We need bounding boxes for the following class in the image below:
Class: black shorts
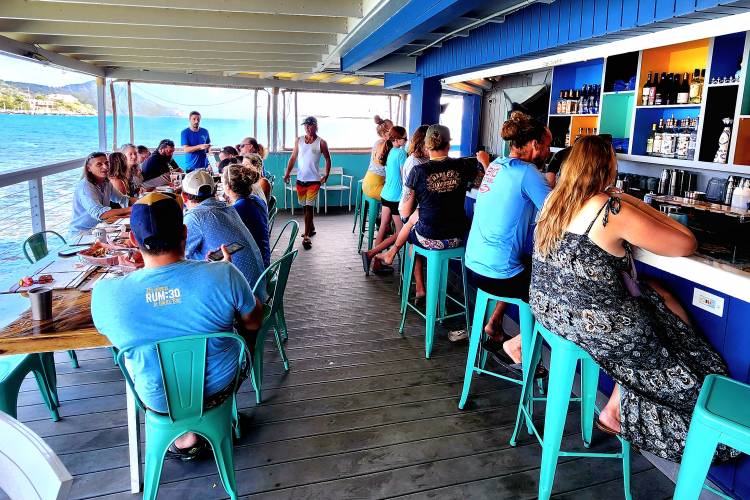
[466,266,531,303]
[380,198,400,213]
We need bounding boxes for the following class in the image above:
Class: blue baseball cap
[130,192,183,251]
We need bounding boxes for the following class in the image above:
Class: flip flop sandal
[361,252,372,275]
[166,439,208,462]
[596,419,621,436]
[482,338,549,380]
[302,239,312,250]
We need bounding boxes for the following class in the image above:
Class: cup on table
[28,287,53,321]
[170,172,182,188]
[92,227,108,243]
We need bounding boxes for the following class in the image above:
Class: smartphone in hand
[207,242,244,261]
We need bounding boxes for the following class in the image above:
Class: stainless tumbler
[29,287,53,321]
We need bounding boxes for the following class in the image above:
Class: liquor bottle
[713,117,733,163]
[580,86,587,114]
[556,90,563,114]
[642,72,653,106]
[687,118,698,160]
[575,127,583,143]
[646,123,657,154]
[677,72,690,104]
[652,118,664,156]
[654,72,667,105]
[671,73,679,104]
[573,90,580,113]
[689,69,702,104]
[565,123,572,147]
[593,127,598,135]
[648,72,660,105]
[662,74,671,105]
[675,118,690,159]
[724,176,736,205]
[661,117,675,157]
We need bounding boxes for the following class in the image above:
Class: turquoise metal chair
[398,243,470,358]
[21,231,79,369]
[250,250,297,403]
[357,193,380,253]
[513,321,632,500]
[0,352,60,422]
[268,206,279,235]
[267,194,277,215]
[270,220,299,257]
[116,333,247,500]
[674,374,750,500]
[459,289,543,435]
[352,179,363,234]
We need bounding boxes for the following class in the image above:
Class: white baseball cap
[182,169,215,196]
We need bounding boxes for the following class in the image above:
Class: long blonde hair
[535,135,617,257]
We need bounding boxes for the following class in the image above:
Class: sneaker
[449,329,468,342]
[166,438,208,462]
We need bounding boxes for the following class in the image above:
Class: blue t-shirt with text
[465,157,551,279]
[181,127,211,172]
[91,260,256,412]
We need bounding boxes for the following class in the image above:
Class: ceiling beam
[0,21,338,45]
[56,48,323,60]
[8,36,327,54]
[28,0,364,18]
[106,68,405,95]
[0,0,349,34]
[0,33,104,76]
[98,61,315,72]
[72,51,322,63]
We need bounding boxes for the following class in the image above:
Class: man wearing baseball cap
[91,192,263,460]
[283,116,332,250]
[181,169,267,301]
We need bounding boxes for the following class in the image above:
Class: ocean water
[0,113,380,279]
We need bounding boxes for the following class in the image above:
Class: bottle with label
[642,72,653,106]
[689,68,702,104]
[652,118,664,156]
[593,127,598,135]
[713,117,733,163]
[580,86,588,114]
[654,72,667,105]
[648,72,659,105]
[675,119,690,159]
[646,123,657,154]
[661,117,675,157]
[565,123,572,147]
[724,176,736,205]
[687,117,698,160]
[677,72,690,104]
[556,90,564,114]
[663,73,673,105]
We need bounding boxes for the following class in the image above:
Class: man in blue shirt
[181,111,211,172]
[92,192,263,460]
[181,170,268,301]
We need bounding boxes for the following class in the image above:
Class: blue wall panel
[547,0,561,48]
[696,0,720,8]
[558,0,572,44]
[675,0,697,14]
[621,0,639,27]
[569,0,584,41]
[581,0,596,37]
[607,0,624,32]
[593,0,609,35]
[538,4,551,50]
[655,0,678,20]
[637,0,657,25]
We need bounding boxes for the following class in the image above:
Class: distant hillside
[2,80,181,117]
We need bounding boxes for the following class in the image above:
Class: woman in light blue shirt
[70,152,134,235]
[464,112,552,374]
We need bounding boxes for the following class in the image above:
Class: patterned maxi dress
[529,197,739,462]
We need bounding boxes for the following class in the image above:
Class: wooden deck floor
[14,212,676,499]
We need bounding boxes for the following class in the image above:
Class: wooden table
[0,253,143,494]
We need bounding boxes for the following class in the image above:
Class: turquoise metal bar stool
[0,352,60,422]
[458,289,543,435]
[398,243,470,358]
[513,321,632,500]
[674,374,750,500]
[357,193,380,253]
[352,179,363,234]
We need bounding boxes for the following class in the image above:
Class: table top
[0,225,130,356]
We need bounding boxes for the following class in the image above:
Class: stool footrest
[558,451,626,459]
[473,367,523,385]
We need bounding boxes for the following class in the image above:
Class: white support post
[271,87,279,152]
[281,90,287,150]
[109,81,118,151]
[96,77,107,151]
[127,81,135,145]
[401,95,408,130]
[28,177,45,234]
[294,91,299,139]
[253,89,258,138]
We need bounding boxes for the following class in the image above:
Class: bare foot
[598,409,621,434]
[484,320,502,338]
[375,249,397,266]
[502,335,522,364]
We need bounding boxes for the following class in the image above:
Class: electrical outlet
[692,288,724,317]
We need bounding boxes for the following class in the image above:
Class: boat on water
[0,1,749,499]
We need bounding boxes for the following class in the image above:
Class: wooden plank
[550,467,675,499]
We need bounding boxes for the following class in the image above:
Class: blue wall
[415,0,742,79]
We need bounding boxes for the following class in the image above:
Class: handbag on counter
[620,243,642,297]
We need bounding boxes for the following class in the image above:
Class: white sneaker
[449,329,468,342]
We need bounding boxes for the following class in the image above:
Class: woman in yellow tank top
[362,115,393,200]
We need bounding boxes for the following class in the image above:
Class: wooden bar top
[0,287,110,356]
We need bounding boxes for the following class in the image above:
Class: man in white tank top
[283,116,332,249]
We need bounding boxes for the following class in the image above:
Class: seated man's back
[92,259,256,412]
[184,197,268,301]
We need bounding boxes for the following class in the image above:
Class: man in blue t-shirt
[91,192,263,460]
[180,111,211,172]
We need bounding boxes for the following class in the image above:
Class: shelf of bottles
[553,85,601,115]
[639,69,704,107]
[643,116,699,160]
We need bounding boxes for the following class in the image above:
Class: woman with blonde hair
[222,163,271,268]
[120,143,142,196]
[108,151,132,200]
[241,153,272,204]
[530,135,735,462]
[361,115,393,200]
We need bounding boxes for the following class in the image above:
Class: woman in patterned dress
[530,135,736,462]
